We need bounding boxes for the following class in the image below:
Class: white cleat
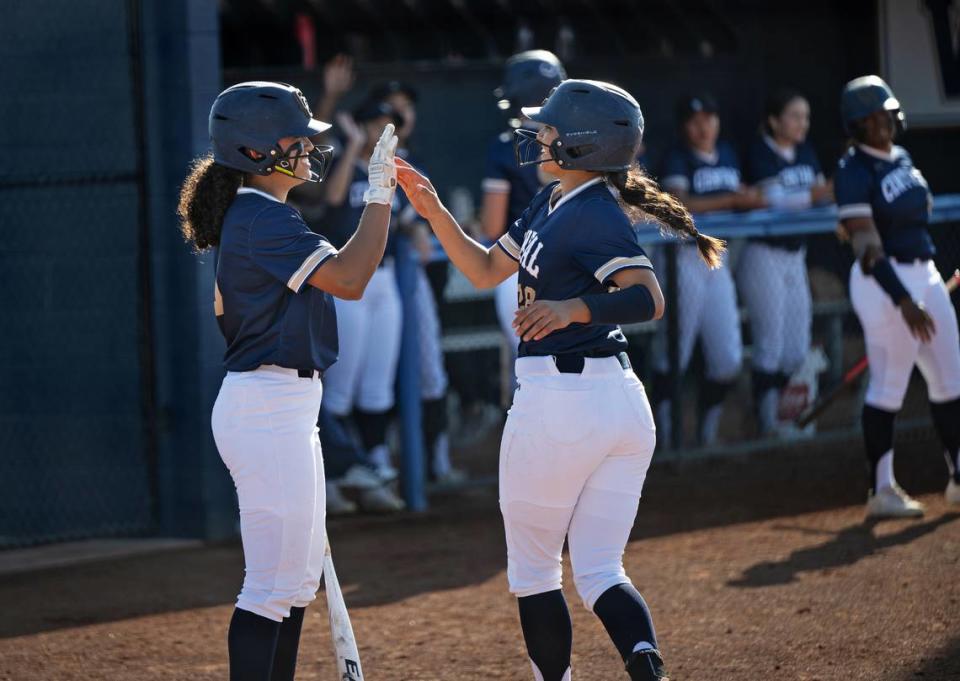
[359,485,406,513]
[946,478,960,505]
[326,481,358,516]
[866,485,925,519]
[338,464,383,491]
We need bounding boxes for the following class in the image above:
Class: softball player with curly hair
[398,79,721,681]
[835,76,960,518]
[177,81,398,680]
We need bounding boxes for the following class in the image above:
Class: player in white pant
[655,94,764,447]
[740,89,833,433]
[835,76,960,519]
[398,79,725,681]
[321,97,410,486]
[179,82,398,680]
[371,79,463,482]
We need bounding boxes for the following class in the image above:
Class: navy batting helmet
[209,81,334,182]
[514,79,644,173]
[494,50,566,113]
[840,75,905,135]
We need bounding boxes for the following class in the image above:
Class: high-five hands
[396,157,444,221]
[363,123,398,206]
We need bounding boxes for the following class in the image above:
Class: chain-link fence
[0,0,156,548]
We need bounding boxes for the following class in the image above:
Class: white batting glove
[363,123,399,205]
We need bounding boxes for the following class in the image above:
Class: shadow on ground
[0,425,950,640]
[727,512,960,587]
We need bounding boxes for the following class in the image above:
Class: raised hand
[396,157,444,221]
[363,123,398,206]
[335,111,366,149]
[323,54,355,99]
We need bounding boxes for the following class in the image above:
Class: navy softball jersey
[835,145,934,260]
[483,128,543,226]
[496,178,653,357]
[215,187,339,372]
[660,141,741,197]
[746,135,823,250]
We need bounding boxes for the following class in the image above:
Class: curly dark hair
[606,163,725,269]
[177,154,243,252]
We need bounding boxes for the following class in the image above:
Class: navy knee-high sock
[517,590,572,680]
[593,584,666,681]
[862,404,896,493]
[930,397,960,482]
[228,608,281,681]
[270,606,305,681]
[353,408,390,451]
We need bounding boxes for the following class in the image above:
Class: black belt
[552,351,631,374]
[298,368,322,379]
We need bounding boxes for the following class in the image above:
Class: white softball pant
[500,355,657,611]
[416,264,448,401]
[211,365,326,622]
[322,263,403,415]
[851,259,960,411]
[654,245,742,380]
[736,242,811,375]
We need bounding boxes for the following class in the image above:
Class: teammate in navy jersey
[835,75,960,518]
[370,79,466,483]
[319,98,409,501]
[177,82,398,680]
[398,79,723,681]
[654,94,765,447]
[482,50,566,366]
[740,89,833,434]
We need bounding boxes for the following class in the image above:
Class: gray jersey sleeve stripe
[838,203,873,219]
[497,233,521,261]
[287,244,338,292]
[594,255,653,283]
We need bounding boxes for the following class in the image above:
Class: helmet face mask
[267,140,334,183]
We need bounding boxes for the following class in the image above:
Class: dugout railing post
[665,243,683,450]
[395,234,428,512]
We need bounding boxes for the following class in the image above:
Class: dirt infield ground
[2,430,959,681]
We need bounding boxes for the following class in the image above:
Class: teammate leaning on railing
[739,88,833,434]
[652,93,764,448]
[835,75,960,519]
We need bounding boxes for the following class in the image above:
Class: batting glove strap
[364,123,399,206]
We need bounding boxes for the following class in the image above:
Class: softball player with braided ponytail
[177,81,398,680]
[399,79,721,681]
[836,75,960,518]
